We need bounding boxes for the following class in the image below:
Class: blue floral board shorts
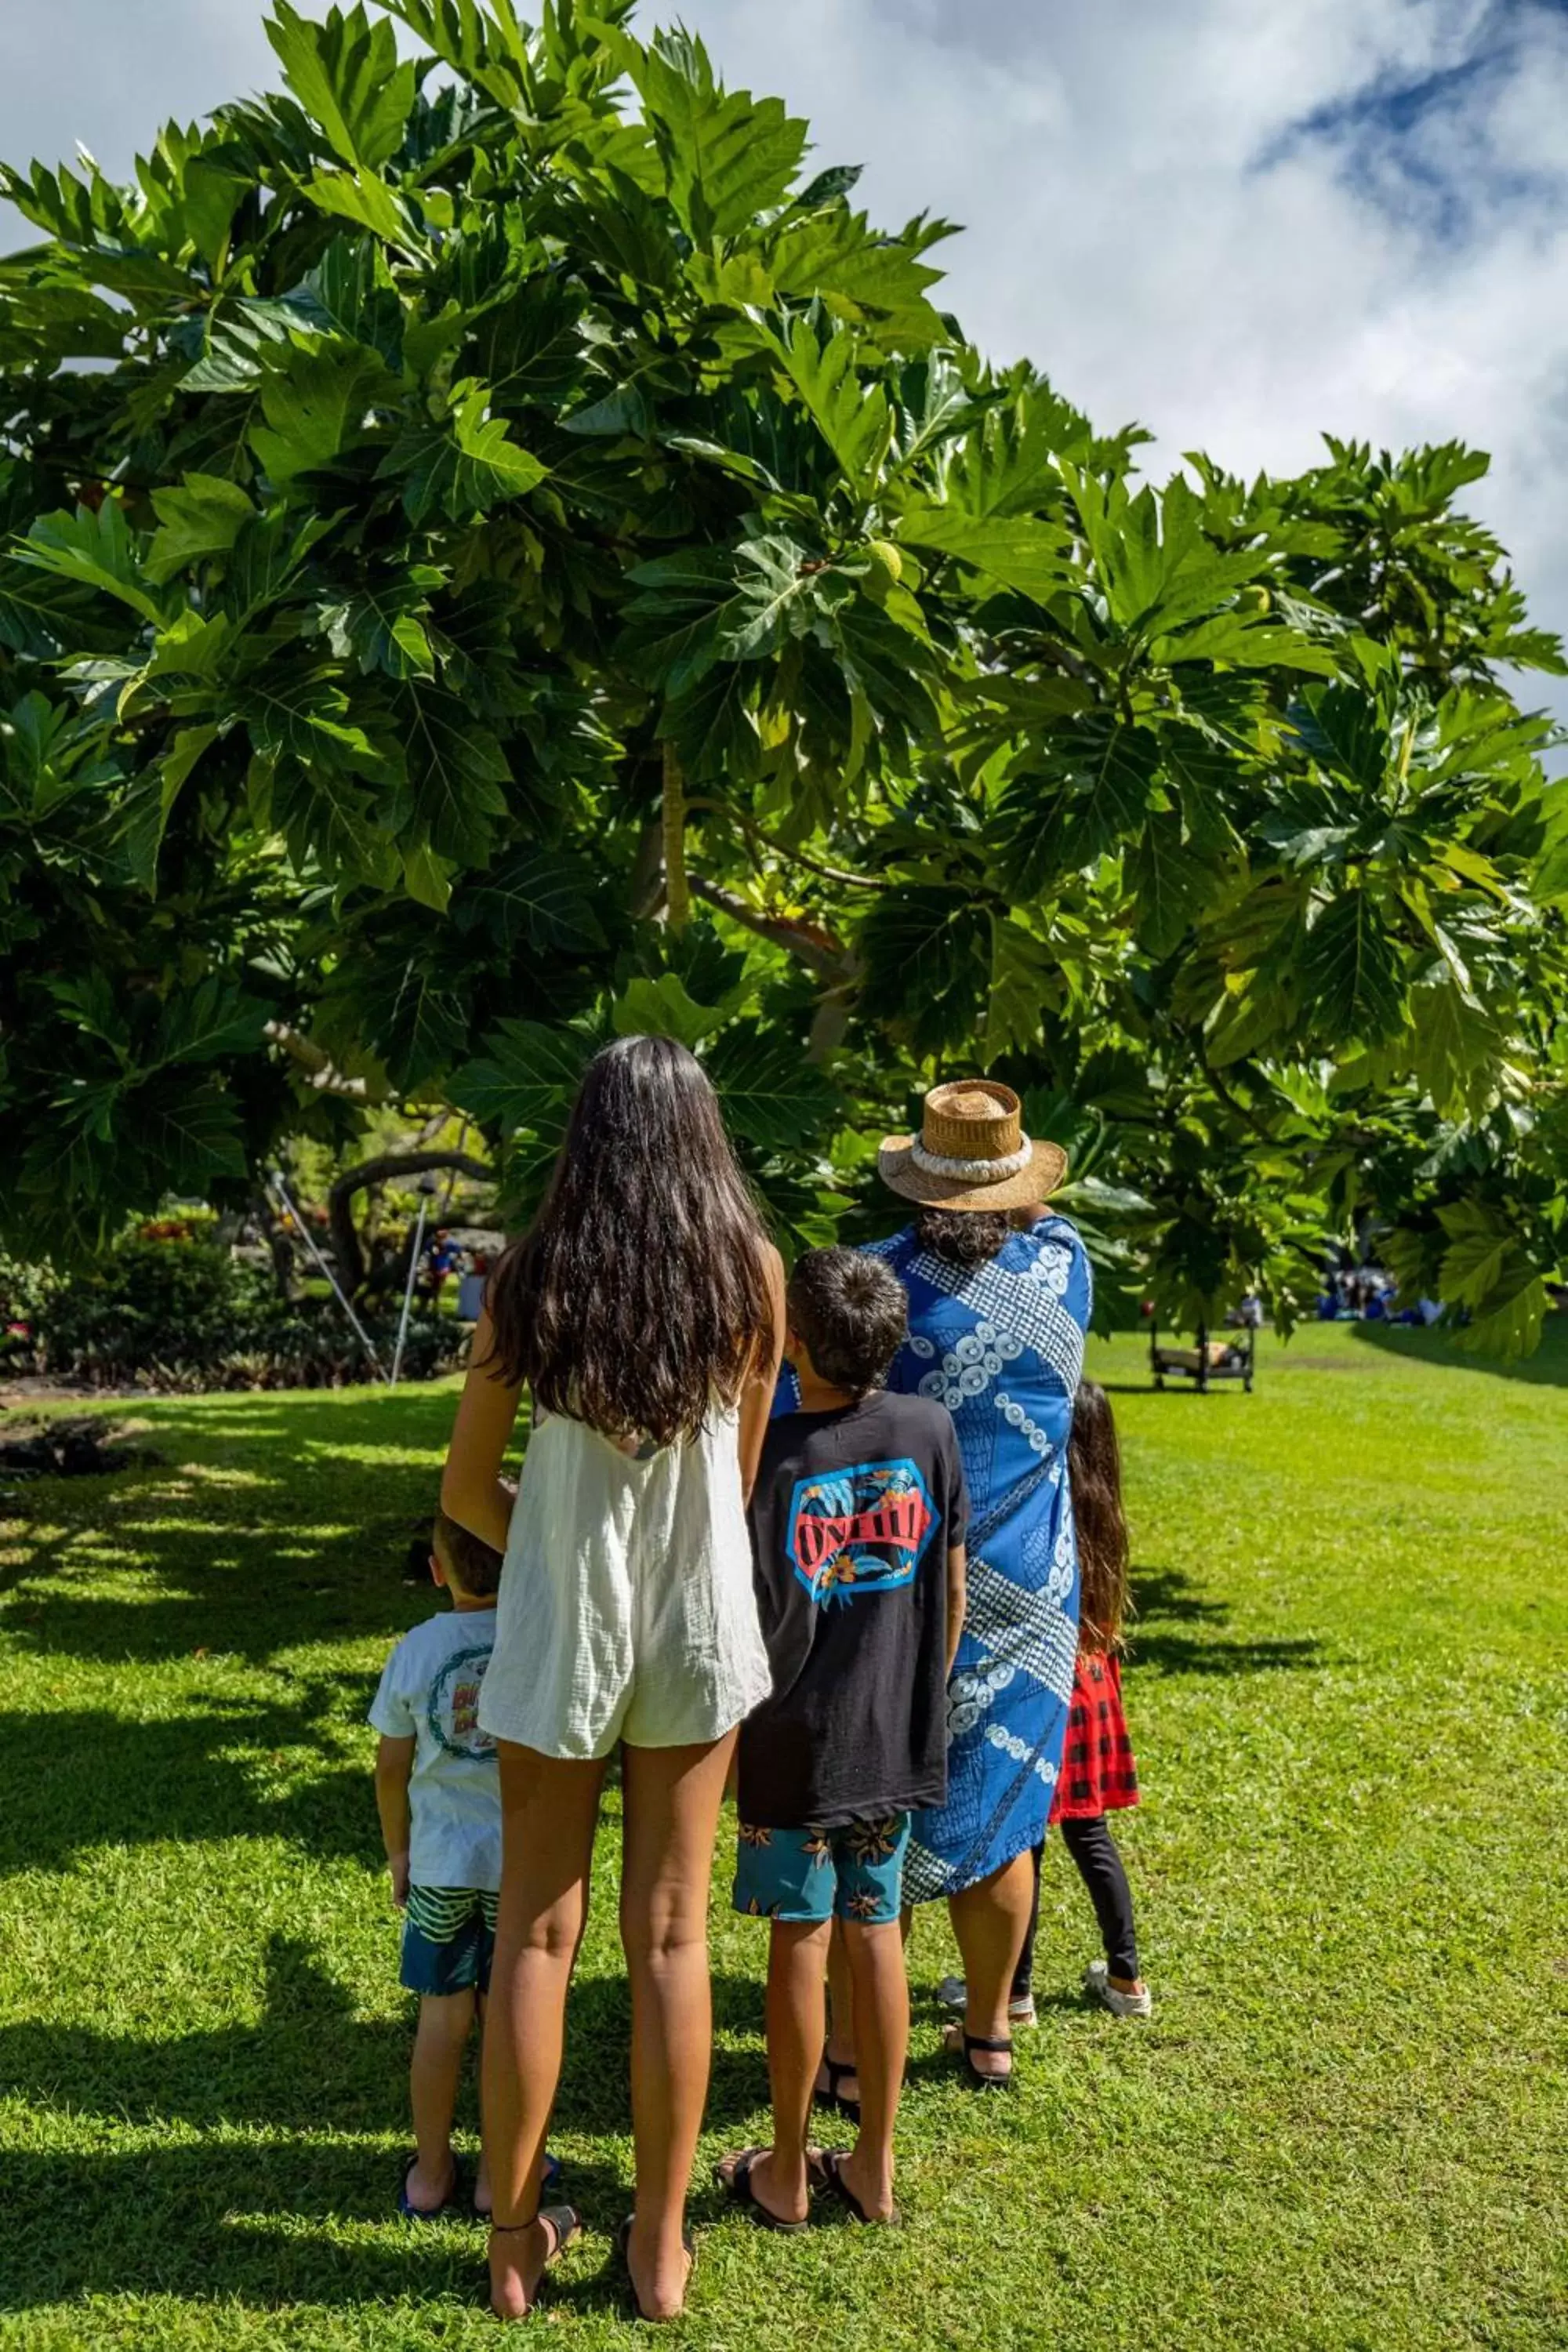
[401,1885,499,1995]
[732,1814,911,1926]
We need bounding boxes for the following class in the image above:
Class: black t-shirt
[739,1391,970,1829]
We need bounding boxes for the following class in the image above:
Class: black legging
[1014,1818,1140,1996]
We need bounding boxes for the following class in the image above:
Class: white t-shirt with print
[368,1608,501,1892]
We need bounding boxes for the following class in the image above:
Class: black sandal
[820,2147,901,2228]
[812,2053,862,2127]
[487,2206,581,2315]
[953,2030,1014,2090]
[714,2147,818,2234]
[615,2213,696,2323]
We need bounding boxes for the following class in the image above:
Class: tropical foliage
[2,0,1565,1346]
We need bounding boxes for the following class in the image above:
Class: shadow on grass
[1126,1563,1326,1679]
[1348,1314,1568,1388]
[0,1934,771,2146]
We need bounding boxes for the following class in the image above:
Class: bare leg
[945,1851,1036,2082]
[483,1741,607,2320]
[818,1917,859,2109]
[473,1991,491,2215]
[620,1732,736,2322]
[837,1921,906,2220]
[406,1989,474,2210]
[718,1917,829,2223]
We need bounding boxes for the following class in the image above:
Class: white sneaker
[1084,1959,1152,2018]
[937,1975,1037,2027]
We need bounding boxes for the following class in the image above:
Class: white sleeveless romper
[477,1403,773,1758]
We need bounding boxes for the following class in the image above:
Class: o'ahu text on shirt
[786,1457,935,1605]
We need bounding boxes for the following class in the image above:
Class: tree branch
[684,797,894,891]
[327,1151,496,1296]
[688,875,858,981]
[266,1021,389,1104]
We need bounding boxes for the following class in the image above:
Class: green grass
[2,1321,1566,2350]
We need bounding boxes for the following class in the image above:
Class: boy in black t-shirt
[717,1248,967,2230]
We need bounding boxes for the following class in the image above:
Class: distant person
[717,1247,967,2230]
[942,1380,1150,2024]
[370,1512,557,2220]
[441,1036,783,2322]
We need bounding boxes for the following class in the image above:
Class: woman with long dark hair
[441,1036,783,2321]
[817,1079,1089,2105]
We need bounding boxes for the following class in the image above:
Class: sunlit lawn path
[2,1320,1566,2350]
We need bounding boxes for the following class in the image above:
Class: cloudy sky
[5,0,1567,715]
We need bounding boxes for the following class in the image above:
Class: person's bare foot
[714,2144,811,2227]
[833,2146,897,2223]
[943,2020,1012,2081]
[401,2152,459,2216]
[815,2051,861,2112]
[488,2209,579,2322]
[622,2212,694,2323]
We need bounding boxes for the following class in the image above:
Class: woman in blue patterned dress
[870,1080,1088,2089]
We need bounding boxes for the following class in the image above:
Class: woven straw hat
[878,1080,1067,1211]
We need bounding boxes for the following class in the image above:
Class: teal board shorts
[401,1884,499,1995]
[732,1814,911,1926]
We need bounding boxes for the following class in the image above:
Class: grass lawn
[2,1319,1566,2350]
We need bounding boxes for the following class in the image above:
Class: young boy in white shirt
[371,1509,530,2219]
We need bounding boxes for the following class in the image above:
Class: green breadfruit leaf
[122,725,220,894]
[771,316,893,493]
[895,500,1069,605]
[235,669,377,767]
[250,346,394,483]
[1297,890,1406,1044]
[982,916,1049,1062]
[1154,609,1336,675]
[857,885,989,1056]
[379,383,548,521]
[616,25,810,241]
[319,576,438,680]
[267,757,401,887]
[1129,812,1214,956]
[722,535,819,663]
[0,559,125,659]
[265,0,417,170]
[1000,717,1160,890]
[463,846,606,954]
[153,975,270,1069]
[705,1025,837,1152]
[612,974,727,1051]
[619,548,741,696]
[305,167,420,246]
[147,476,256,584]
[1410,974,1503,1121]
[1435,1201,1548,1359]
[365,958,471,1089]
[396,681,511,862]
[132,1074,249,1187]
[454,1016,594,1138]
[16,504,165,626]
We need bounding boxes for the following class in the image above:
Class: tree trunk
[662,740,689,931]
[327,1151,495,1296]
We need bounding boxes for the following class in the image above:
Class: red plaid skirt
[1049,1651,1139,1820]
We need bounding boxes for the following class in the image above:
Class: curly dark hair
[1067,1381,1131,1653]
[482,1036,773,1447]
[915,1207,1015,1267]
[787,1247,908,1397]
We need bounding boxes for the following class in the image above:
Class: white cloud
[2,0,1565,716]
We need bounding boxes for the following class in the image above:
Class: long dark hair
[1067,1379,1131,1653]
[484,1036,772,1446]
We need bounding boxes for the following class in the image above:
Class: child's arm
[374,1734,416,1907]
[945,1544,967,1678]
[441,1305,524,1552]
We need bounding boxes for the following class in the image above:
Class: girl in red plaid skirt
[945,1380,1149,2022]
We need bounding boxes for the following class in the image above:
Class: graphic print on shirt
[427,1644,497,1758]
[786,1456,935,1605]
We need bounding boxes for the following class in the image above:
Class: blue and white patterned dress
[866,1215,1091,1902]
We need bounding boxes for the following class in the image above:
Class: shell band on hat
[907,1138,1034,1183]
